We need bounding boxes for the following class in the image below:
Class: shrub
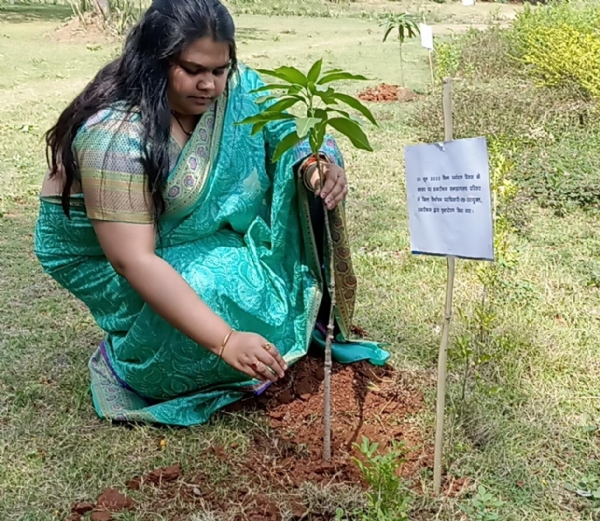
[509,1,600,98]
[433,26,515,82]
[414,78,600,215]
[417,11,600,215]
[434,40,462,80]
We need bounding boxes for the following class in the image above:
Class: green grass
[1,4,600,521]
[0,2,72,23]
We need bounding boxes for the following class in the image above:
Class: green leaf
[330,93,377,125]
[314,88,338,105]
[314,108,329,120]
[327,108,351,119]
[255,93,305,105]
[312,120,327,152]
[318,72,370,85]
[308,115,328,154]
[250,84,295,94]
[382,24,394,42]
[272,131,303,162]
[237,112,295,127]
[295,117,321,138]
[257,66,308,87]
[328,117,373,151]
[263,97,298,114]
[237,113,270,126]
[250,121,268,136]
[255,95,277,105]
[307,59,323,83]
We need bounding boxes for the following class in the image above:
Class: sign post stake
[433,77,455,496]
[429,50,435,91]
[419,23,435,90]
[404,78,494,496]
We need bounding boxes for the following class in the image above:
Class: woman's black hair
[45,0,237,220]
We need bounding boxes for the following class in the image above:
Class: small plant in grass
[238,60,377,462]
[380,12,420,88]
[566,473,600,502]
[350,436,411,520]
[450,143,527,413]
[462,485,505,521]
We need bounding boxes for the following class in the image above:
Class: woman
[34,0,388,426]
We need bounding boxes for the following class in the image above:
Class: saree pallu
[34,65,389,426]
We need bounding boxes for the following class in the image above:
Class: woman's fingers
[250,359,278,382]
[324,177,348,209]
[317,164,348,210]
[319,164,338,199]
[271,347,288,372]
[223,333,288,382]
[325,179,347,209]
[254,349,285,378]
[261,341,287,371]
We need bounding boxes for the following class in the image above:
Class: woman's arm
[75,111,286,381]
[92,221,287,381]
[93,220,231,353]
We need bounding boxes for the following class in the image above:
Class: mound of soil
[68,489,134,521]
[52,14,113,44]
[67,355,435,520]
[358,84,418,103]
[247,355,431,484]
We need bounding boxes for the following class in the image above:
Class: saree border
[296,176,356,340]
[163,96,227,219]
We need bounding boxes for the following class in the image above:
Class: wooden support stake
[433,77,456,495]
[429,50,435,91]
[318,157,335,463]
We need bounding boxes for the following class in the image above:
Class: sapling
[239,60,377,461]
[380,13,420,88]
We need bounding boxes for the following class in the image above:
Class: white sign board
[420,23,434,50]
[405,137,494,261]
[462,0,475,5]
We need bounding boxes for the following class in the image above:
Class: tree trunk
[399,41,405,88]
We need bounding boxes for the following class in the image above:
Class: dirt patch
[246,355,431,485]
[71,502,94,516]
[126,463,182,490]
[66,355,433,520]
[68,489,134,521]
[358,84,419,103]
[90,512,112,521]
[51,14,115,45]
[96,488,135,510]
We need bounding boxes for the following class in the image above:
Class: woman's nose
[197,72,214,91]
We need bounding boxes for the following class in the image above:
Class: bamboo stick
[433,77,456,495]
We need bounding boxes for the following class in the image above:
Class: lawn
[1,1,600,520]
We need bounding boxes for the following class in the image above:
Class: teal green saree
[34,64,389,427]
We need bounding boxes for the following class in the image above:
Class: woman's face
[167,37,231,116]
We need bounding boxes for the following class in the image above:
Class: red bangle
[301,154,329,192]
[301,153,327,174]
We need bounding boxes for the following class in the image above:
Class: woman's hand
[220,331,288,382]
[307,162,349,210]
